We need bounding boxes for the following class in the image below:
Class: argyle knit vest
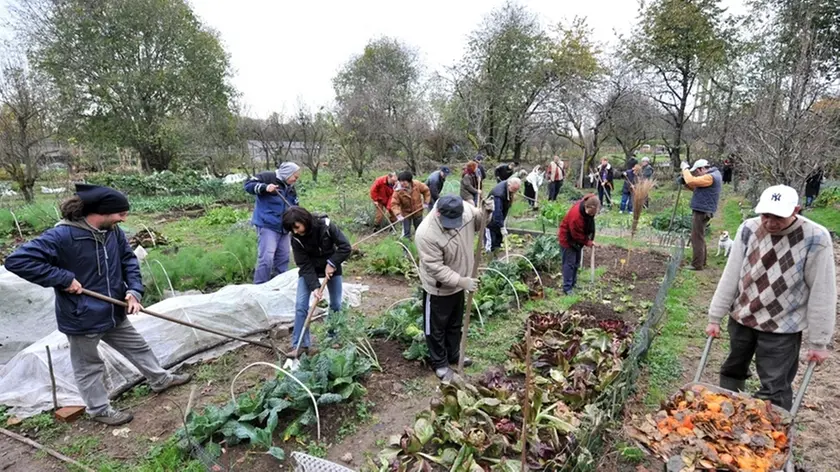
[730,217,820,334]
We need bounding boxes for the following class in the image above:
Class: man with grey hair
[485,177,521,252]
[245,162,301,283]
[706,185,835,410]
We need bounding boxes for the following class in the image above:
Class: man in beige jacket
[415,195,483,380]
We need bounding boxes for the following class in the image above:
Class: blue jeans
[562,246,582,294]
[620,192,633,213]
[402,215,422,239]
[291,275,343,349]
[254,227,291,284]
[806,195,815,207]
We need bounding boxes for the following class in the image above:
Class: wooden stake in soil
[458,208,487,375]
[46,345,58,412]
[0,428,94,472]
[520,319,533,472]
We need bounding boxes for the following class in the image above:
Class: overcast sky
[1,0,747,118]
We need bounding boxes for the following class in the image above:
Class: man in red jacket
[558,194,600,295]
[370,173,397,228]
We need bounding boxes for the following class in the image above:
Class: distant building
[246,140,322,164]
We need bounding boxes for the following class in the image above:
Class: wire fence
[565,237,686,471]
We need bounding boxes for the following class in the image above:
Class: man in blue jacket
[485,177,521,252]
[244,162,301,284]
[425,166,451,208]
[5,185,190,426]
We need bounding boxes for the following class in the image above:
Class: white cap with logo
[689,159,709,172]
[754,185,799,218]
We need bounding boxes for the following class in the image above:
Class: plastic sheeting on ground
[0,266,57,365]
[0,269,368,418]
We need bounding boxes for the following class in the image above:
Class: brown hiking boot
[90,407,133,426]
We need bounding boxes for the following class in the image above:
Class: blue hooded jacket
[5,220,144,335]
[244,167,300,233]
[487,180,512,228]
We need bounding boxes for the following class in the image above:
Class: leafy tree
[628,0,729,167]
[15,0,234,171]
[449,2,558,161]
[542,19,611,183]
[333,37,427,173]
[0,54,57,202]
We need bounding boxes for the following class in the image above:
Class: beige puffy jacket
[415,202,484,297]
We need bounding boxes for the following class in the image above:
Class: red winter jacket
[370,175,394,208]
[558,194,597,249]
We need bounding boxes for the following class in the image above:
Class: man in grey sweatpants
[706,185,836,410]
[5,184,190,425]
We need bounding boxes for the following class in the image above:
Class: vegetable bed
[369,310,634,471]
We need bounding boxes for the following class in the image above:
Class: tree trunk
[310,165,319,183]
[512,135,525,164]
[20,182,35,203]
[139,145,174,171]
[487,103,496,158]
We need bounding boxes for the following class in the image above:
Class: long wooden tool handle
[0,428,94,472]
[353,206,424,248]
[458,211,487,374]
[292,276,331,353]
[81,289,273,350]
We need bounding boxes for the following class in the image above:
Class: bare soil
[566,245,670,326]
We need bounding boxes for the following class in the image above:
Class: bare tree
[294,104,327,182]
[733,0,840,194]
[327,106,372,179]
[0,54,57,202]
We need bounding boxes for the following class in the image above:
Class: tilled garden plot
[363,246,678,471]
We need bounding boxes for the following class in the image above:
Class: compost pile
[628,385,791,472]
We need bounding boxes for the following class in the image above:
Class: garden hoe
[283,276,331,372]
[81,289,277,351]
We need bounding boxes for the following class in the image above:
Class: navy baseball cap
[437,195,464,229]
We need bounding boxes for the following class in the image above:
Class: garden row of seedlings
[365,258,639,472]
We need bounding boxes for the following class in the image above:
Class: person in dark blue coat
[484,177,522,252]
[244,162,301,283]
[5,185,190,426]
[425,166,451,208]
[619,165,639,214]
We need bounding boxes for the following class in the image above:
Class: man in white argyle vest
[705,185,836,410]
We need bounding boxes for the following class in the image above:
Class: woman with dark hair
[283,206,352,357]
[460,161,480,205]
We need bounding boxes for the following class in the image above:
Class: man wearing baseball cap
[679,158,722,270]
[415,195,483,381]
[5,184,191,425]
[705,185,836,410]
